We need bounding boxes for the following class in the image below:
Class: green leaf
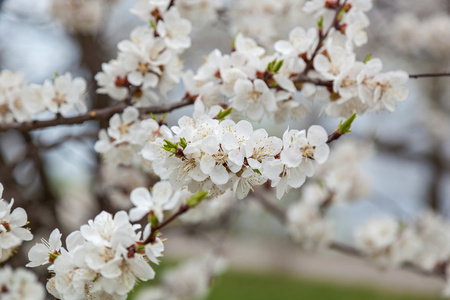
[337,7,345,21]
[317,16,324,30]
[179,137,187,148]
[336,113,356,135]
[217,107,233,121]
[148,212,158,227]
[186,190,209,207]
[150,19,156,29]
[273,59,284,73]
[162,139,178,153]
[363,54,372,64]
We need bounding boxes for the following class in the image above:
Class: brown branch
[293,76,333,87]
[0,95,196,133]
[295,0,348,80]
[409,72,450,79]
[143,204,190,245]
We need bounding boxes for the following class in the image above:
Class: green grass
[130,263,439,300]
[207,270,439,300]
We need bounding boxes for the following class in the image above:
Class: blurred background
[0,0,449,299]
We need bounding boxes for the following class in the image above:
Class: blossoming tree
[0,0,450,299]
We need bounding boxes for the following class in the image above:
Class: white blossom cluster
[229,0,311,47]
[27,212,164,300]
[354,217,419,268]
[0,183,33,263]
[392,13,450,58]
[136,254,225,300]
[183,1,409,122]
[354,212,450,272]
[0,265,45,300]
[141,105,330,200]
[94,106,170,170]
[96,0,192,104]
[129,181,181,223]
[0,71,87,123]
[286,138,372,249]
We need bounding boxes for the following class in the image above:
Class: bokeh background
[0,0,449,299]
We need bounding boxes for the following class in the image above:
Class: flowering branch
[253,192,447,280]
[0,95,196,132]
[297,0,348,79]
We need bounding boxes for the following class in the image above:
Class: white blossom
[129,182,181,222]
[0,265,45,300]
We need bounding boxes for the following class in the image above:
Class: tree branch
[409,72,450,79]
[0,95,196,132]
[295,0,348,80]
[253,190,447,280]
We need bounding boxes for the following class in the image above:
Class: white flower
[0,265,46,300]
[41,73,87,116]
[96,58,130,101]
[234,33,265,57]
[274,27,318,57]
[0,198,33,261]
[355,217,399,253]
[230,79,277,121]
[157,7,192,51]
[132,0,171,22]
[27,228,62,268]
[107,106,140,143]
[129,182,181,222]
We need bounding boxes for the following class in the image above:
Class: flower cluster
[354,217,420,268]
[27,212,164,300]
[183,0,408,123]
[94,106,170,170]
[0,71,87,123]
[229,0,311,47]
[354,212,450,272]
[0,265,45,300]
[96,1,192,104]
[285,138,372,249]
[142,106,330,199]
[0,183,33,262]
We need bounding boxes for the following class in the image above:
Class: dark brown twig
[0,95,196,132]
[409,72,450,79]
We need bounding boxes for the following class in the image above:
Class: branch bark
[0,95,196,132]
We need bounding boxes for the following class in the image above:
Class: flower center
[301,143,316,159]
[53,92,66,106]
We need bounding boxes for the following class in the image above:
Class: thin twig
[143,204,190,244]
[409,73,450,79]
[295,0,348,80]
